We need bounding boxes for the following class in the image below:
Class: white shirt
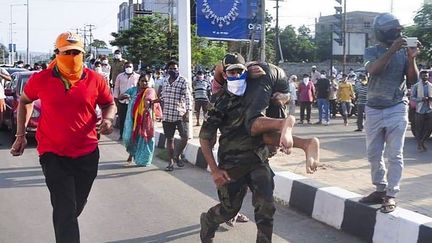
[113,72,139,104]
[289,82,297,101]
[0,83,5,99]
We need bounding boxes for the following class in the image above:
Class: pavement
[0,130,365,243]
[149,110,432,242]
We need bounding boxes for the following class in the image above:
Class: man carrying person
[10,31,116,242]
[199,53,319,242]
[359,13,420,213]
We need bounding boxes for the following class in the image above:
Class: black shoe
[314,121,322,125]
[354,129,363,132]
[359,191,385,204]
[165,163,174,172]
[200,213,216,243]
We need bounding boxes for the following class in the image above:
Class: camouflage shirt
[199,89,269,170]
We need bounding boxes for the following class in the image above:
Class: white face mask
[102,59,109,65]
[125,67,133,74]
[320,74,326,79]
[95,67,103,73]
[226,72,248,96]
[303,78,309,85]
[114,54,121,59]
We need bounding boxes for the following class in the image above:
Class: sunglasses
[61,50,82,56]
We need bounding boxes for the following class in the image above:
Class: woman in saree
[121,74,162,166]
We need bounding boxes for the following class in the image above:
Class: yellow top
[337,82,355,102]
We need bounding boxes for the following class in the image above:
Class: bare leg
[175,137,188,161]
[196,111,200,126]
[251,116,295,153]
[167,138,175,166]
[293,136,320,173]
[263,133,319,174]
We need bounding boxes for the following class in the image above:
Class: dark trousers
[415,112,432,143]
[40,148,99,243]
[329,99,337,117]
[201,164,275,242]
[117,102,128,138]
[357,104,366,130]
[299,101,312,122]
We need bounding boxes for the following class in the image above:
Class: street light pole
[26,0,29,64]
[10,5,13,65]
[9,3,27,65]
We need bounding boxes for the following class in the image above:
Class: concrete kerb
[154,129,432,242]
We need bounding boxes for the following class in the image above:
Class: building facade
[117,0,143,31]
[315,11,379,58]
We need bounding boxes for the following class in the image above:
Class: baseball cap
[226,63,247,71]
[222,53,245,71]
[55,32,85,53]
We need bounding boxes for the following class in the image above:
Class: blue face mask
[226,71,248,96]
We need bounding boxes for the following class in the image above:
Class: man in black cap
[199,53,319,243]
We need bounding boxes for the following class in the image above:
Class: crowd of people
[1,11,429,243]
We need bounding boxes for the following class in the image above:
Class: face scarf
[55,53,84,86]
[168,70,179,80]
[303,78,309,86]
[226,71,248,96]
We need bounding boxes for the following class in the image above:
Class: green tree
[90,39,107,49]
[408,3,432,63]
[110,14,177,66]
[191,25,228,68]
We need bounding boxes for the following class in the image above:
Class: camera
[405,37,418,47]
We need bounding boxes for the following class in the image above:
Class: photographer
[360,13,420,213]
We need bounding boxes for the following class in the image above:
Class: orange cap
[55,32,85,53]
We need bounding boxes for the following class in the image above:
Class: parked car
[2,71,39,138]
[5,67,27,75]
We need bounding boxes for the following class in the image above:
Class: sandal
[380,196,397,213]
[359,191,385,204]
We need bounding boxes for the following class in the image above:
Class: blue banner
[196,0,261,41]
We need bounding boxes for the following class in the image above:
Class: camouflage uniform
[199,63,289,243]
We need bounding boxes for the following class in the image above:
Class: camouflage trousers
[200,163,275,243]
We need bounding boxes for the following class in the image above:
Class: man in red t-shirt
[10,32,116,242]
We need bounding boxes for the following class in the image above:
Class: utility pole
[342,0,347,74]
[274,0,284,63]
[86,24,95,56]
[259,0,266,62]
[26,0,29,64]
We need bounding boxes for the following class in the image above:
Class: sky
[0,0,425,54]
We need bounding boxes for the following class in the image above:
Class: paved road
[0,130,364,243]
